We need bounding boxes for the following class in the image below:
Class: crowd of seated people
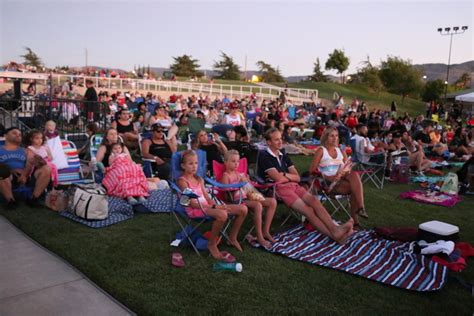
[1,85,473,254]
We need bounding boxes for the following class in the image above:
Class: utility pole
[85,48,88,69]
[244,54,247,81]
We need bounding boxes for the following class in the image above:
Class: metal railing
[0,98,109,135]
[1,72,318,102]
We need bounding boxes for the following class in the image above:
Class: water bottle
[212,262,243,272]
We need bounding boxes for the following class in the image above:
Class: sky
[0,0,473,76]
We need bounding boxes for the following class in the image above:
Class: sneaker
[5,199,18,210]
[416,171,425,177]
[127,197,138,205]
[25,197,40,208]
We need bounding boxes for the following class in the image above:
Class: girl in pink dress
[25,130,58,187]
[221,150,277,249]
[177,150,248,261]
[102,143,149,205]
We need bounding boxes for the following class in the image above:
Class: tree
[421,79,445,102]
[256,60,284,82]
[308,58,327,82]
[357,58,384,94]
[379,56,423,104]
[213,52,241,80]
[170,55,203,78]
[21,47,43,70]
[454,72,472,90]
[325,49,350,83]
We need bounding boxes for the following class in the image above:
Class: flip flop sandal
[171,252,185,268]
[358,208,369,219]
[353,223,362,231]
[220,251,236,263]
[245,235,259,247]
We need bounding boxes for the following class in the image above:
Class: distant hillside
[71,61,474,85]
[413,61,473,84]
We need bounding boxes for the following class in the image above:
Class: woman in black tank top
[141,123,177,180]
[111,109,138,149]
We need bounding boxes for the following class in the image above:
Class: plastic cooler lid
[419,220,459,235]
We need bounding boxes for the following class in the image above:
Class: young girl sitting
[221,150,277,249]
[44,120,59,140]
[102,142,149,205]
[25,129,58,187]
[177,150,248,261]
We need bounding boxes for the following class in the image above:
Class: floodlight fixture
[437,25,469,100]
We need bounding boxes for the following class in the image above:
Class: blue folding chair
[138,132,155,178]
[350,137,387,189]
[169,149,245,255]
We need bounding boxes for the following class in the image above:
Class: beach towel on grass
[400,190,461,207]
[60,197,133,228]
[133,189,176,213]
[410,176,445,184]
[267,225,447,291]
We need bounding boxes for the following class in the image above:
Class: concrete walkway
[0,216,134,316]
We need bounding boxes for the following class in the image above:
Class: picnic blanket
[410,176,445,184]
[267,225,447,291]
[59,189,175,227]
[134,189,175,213]
[60,197,134,228]
[400,190,461,207]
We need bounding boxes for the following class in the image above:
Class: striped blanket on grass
[268,225,447,291]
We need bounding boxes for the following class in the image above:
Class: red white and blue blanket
[268,225,447,291]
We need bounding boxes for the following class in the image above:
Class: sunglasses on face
[154,129,164,133]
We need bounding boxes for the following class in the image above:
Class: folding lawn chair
[57,140,95,186]
[307,172,351,221]
[89,134,104,182]
[138,132,156,178]
[254,150,303,227]
[350,138,387,189]
[169,149,246,255]
[212,158,255,241]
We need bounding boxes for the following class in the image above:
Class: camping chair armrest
[251,181,275,189]
[169,182,183,194]
[205,177,247,191]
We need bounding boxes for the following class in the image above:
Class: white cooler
[418,220,459,242]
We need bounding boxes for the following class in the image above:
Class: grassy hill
[278,81,426,116]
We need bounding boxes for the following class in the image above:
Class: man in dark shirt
[0,128,51,208]
[413,122,432,146]
[257,128,354,243]
[84,79,98,121]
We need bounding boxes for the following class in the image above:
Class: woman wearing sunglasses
[141,123,177,180]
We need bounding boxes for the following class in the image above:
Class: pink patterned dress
[102,155,149,198]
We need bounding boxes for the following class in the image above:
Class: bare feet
[227,239,243,252]
[264,233,276,243]
[208,243,222,260]
[257,237,272,249]
[332,219,354,244]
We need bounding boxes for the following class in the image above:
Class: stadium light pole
[437,26,468,101]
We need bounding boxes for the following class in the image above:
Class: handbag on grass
[45,189,69,212]
[71,184,108,220]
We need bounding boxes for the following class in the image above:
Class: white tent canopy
[455,92,474,103]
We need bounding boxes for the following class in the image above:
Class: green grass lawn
[1,155,473,315]
[274,81,426,116]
